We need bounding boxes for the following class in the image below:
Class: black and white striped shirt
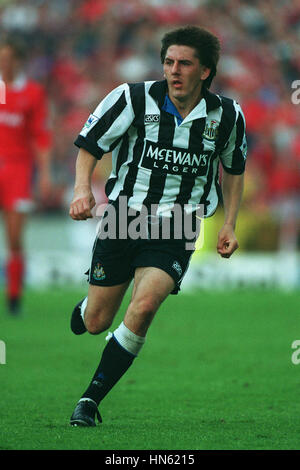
[75,80,247,217]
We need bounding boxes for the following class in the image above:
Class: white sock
[80,297,88,324]
[112,321,145,357]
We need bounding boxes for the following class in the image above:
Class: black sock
[81,336,135,406]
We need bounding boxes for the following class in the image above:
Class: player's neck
[169,91,203,119]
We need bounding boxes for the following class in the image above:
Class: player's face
[163,45,210,103]
[0,46,19,78]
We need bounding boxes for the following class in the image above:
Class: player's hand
[217,223,239,258]
[69,185,96,220]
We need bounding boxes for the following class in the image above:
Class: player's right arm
[69,148,97,220]
[70,83,135,221]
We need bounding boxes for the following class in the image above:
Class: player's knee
[125,296,159,336]
[84,309,112,335]
[86,318,112,335]
[130,296,159,318]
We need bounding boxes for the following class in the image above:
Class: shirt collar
[162,95,183,125]
[148,79,221,121]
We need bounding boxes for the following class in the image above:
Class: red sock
[6,254,25,299]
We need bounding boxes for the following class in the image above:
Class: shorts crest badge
[93,263,106,281]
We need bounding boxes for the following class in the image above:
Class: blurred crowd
[1,0,300,250]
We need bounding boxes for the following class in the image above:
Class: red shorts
[0,161,34,212]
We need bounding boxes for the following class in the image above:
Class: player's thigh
[124,266,175,335]
[85,280,131,330]
[3,210,27,252]
[131,266,175,301]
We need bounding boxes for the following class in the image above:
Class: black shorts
[86,204,196,295]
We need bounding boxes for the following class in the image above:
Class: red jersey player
[0,38,52,314]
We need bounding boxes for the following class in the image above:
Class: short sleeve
[219,102,247,175]
[74,83,135,160]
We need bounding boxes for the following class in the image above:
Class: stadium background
[0,0,300,290]
[0,0,300,451]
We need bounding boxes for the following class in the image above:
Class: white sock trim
[113,322,145,356]
[80,297,88,324]
[78,397,97,407]
[105,331,113,341]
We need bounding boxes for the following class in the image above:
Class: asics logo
[144,114,160,123]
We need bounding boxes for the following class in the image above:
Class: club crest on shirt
[202,119,219,140]
[93,263,106,281]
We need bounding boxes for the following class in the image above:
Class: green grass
[0,287,300,450]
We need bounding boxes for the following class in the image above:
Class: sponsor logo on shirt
[140,140,212,176]
[0,111,23,127]
[144,114,160,123]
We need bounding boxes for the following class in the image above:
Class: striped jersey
[74,80,247,217]
[0,74,51,165]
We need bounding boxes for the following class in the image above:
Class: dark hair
[160,26,220,89]
[0,36,27,60]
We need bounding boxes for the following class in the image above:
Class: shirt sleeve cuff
[221,161,245,175]
[74,135,105,160]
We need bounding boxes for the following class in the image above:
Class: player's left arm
[217,171,244,258]
[217,101,247,258]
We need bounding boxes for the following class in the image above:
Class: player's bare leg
[70,281,131,335]
[70,267,175,426]
[3,210,26,313]
[85,281,132,333]
[124,266,175,336]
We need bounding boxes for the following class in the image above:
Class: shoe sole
[70,419,96,427]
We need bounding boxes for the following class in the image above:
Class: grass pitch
[0,287,299,450]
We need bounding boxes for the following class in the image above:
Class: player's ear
[200,66,211,81]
